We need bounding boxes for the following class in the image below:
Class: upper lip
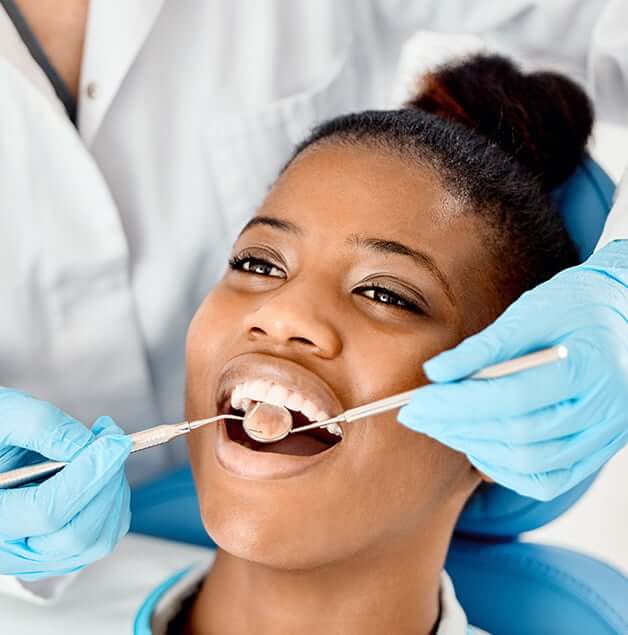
[216,353,344,421]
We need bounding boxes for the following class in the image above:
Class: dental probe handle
[0,415,243,489]
[292,345,568,433]
[0,423,191,489]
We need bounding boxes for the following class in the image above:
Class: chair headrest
[553,154,616,260]
[447,536,628,635]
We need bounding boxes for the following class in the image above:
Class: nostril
[248,327,267,340]
[289,336,317,348]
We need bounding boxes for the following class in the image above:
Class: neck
[186,523,454,635]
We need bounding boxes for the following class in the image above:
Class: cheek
[353,421,476,540]
[185,287,245,416]
[340,319,462,407]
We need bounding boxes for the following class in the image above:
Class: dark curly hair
[285,54,592,304]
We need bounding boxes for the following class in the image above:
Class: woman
[0,54,590,633]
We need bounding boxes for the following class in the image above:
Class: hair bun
[408,54,593,191]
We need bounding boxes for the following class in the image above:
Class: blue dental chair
[130,157,628,634]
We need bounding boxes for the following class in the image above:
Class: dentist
[0,0,626,600]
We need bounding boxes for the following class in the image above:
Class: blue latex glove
[398,240,628,501]
[0,389,132,579]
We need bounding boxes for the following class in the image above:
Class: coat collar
[79,0,165,144]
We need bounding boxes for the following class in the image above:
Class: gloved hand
[398,240,628,501]
[0,389,132,579]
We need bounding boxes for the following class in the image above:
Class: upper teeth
[230,380,342,436]
[231,380,329,422]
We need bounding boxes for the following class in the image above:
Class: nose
[244,280,343,359]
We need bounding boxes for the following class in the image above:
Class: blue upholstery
[447,538,628,635]
[455,474,598,538]
[456,155,616,537]
[553,155,616,261]
[131,465,216,548]
[130,466,628,635]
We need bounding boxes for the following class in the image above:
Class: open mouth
[220,379,344,457]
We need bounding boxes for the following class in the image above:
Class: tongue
[255,433,329,456]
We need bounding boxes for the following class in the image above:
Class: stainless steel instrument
[0,414,243,489]
[0,345,567,489]
[289,345,568,435]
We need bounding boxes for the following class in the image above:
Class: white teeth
[325,423,343,437]
[285,391,304,412]
[230,384,244,410]
[265,384,290,407]
[301,400,319,422]
[228,380,335,429]
[248,379,267,402]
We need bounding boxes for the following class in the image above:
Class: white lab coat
[0,0,627,600]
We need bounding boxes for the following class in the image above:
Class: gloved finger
[468,431,628,501]
[0,389,93,460]
[444,419,626,475]
[411,397,592,444]
[400,337,592,424]
[0,427,131,539]
[7,473,129,577]
[25,469,130,561]
[91,415,126,438]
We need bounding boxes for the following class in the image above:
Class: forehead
[268,144,459,239]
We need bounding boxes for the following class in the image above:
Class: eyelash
[228,254,286,278]
[229,255,423,314]
[353,285,422,314]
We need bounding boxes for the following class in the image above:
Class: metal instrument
[289,344,568,435]
[0,345,567,489]
[0,414,243,489]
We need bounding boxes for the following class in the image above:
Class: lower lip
[214,423,339,480]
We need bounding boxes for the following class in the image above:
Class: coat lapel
[79,0,166,144]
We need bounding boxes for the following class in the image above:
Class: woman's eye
[229,256,286,279]
[357,286,422,314]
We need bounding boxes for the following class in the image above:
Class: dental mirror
[242,402,293,443]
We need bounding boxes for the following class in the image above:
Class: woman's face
[186,143,499,570]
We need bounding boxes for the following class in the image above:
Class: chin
[198,493,346,571]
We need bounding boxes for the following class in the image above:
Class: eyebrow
[238,216,455,305]
[347,234,456,305]
[239,215,303,237]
